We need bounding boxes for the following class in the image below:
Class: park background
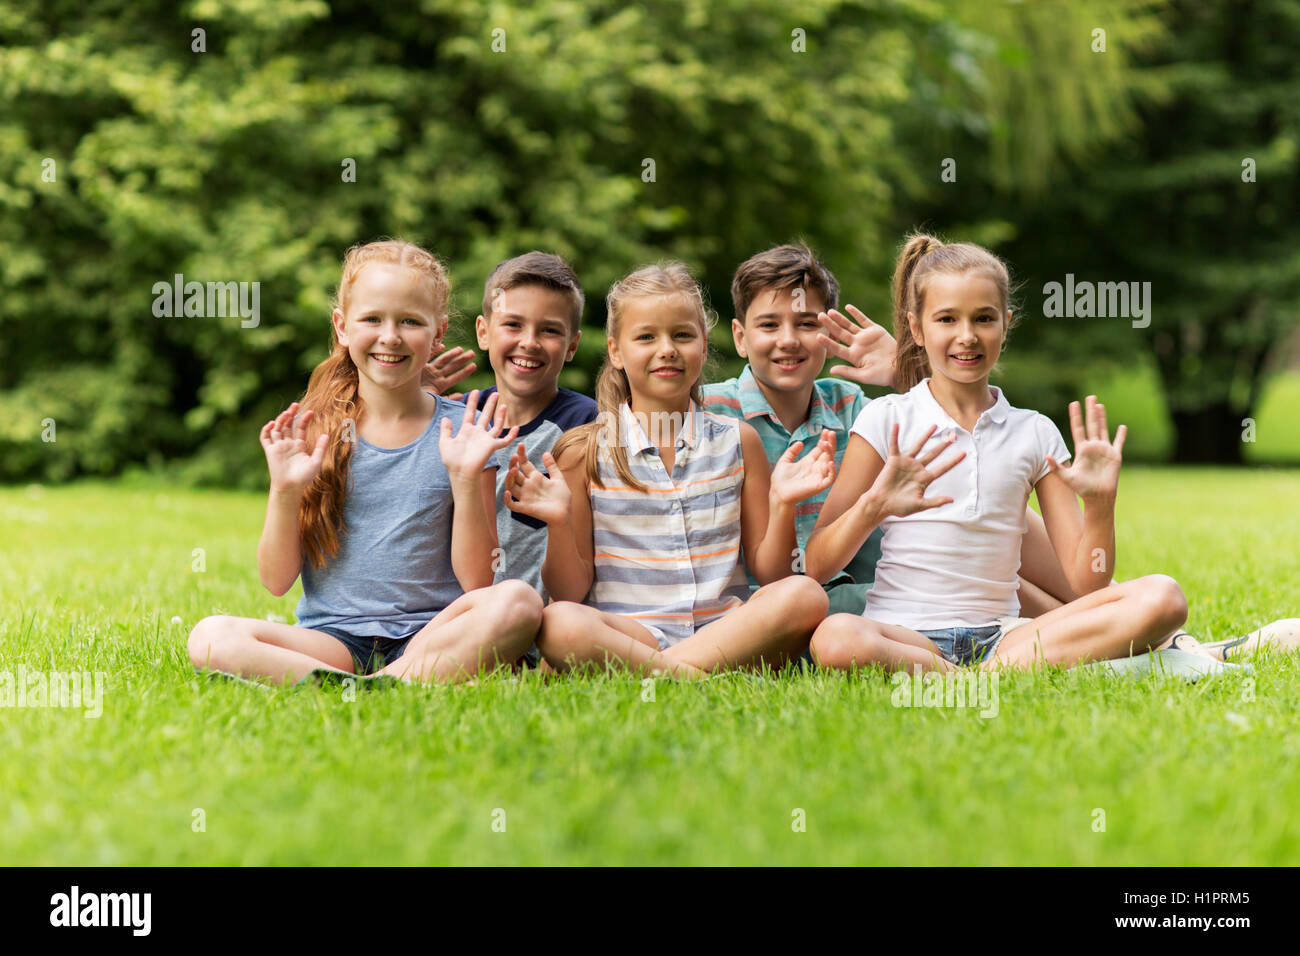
[2,0,1299,866]
[2,0,1298,480]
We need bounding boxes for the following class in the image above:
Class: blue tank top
[294,395,475,638]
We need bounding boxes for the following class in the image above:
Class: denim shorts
[317,626,416,676]
[918,618,1028,666]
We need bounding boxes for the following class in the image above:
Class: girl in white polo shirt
[804,233,1188,671]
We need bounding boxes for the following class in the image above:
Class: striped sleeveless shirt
[587,401,751,648]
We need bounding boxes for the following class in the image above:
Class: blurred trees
[4,0,1282,482]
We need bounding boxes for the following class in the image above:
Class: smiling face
[475,284,580,403]
[733,286,828,393]
[609,293,707,406]
[908,271,1008,387]
[332,262,446,392]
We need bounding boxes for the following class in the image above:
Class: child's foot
[1196,618,1300,662]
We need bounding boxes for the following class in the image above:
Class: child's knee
[490,580,544,632]
[810,614,871,670]
[766,575,830,629]
[187,615,237,667]
[537,601,590,660]
[1136,574,1187,633]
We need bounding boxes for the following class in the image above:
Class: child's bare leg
[664,576,828,673]
[383,580,543,683]
[810,613,954,673]
[187,616,355,683]
[1018,509,1195,650]
[536,602,705,678]
[1018,577,1066,618]
[1017,507,1075,615]
[991,574,1187,669]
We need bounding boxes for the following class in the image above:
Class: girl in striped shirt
[502,263,836,677]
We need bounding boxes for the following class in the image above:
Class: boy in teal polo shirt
[701,243,896,614]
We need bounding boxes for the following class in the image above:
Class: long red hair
[297,240,450,568]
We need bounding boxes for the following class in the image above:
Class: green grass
[3,471,1299,865]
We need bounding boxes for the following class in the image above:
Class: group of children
[187,237,1297,684]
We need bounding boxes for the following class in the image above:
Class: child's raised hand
[868,424,964,518]
[503,444,572,525]
[1047,396,1126,503]
[427,344,476,398]
[260,402,327,494]
[770,428,837,504]
[817,306,897,388]
[439,389,520,481]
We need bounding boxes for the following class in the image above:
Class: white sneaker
[1082,648,1249,681]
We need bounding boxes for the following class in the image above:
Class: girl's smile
[610,294,706,404]
[910,273,1007,385]
[332,262,445,393]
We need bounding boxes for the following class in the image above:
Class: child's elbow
[801,544,834,585]
[262,578,290,598]
[260,569,297,597]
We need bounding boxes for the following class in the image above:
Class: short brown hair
[730,242,839,322]
[482,251,584,334]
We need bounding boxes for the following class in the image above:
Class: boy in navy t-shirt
[459,253,598,611]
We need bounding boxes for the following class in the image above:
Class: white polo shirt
[849,379,1070,629]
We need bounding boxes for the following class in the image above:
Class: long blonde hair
[892,232,1014,392]
[553,262,714,491]
[297,240,449,568]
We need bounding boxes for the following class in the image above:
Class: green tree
[0,0,1165,483]
[998,0,1299,463]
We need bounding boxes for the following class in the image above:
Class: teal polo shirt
[701,364,883,588]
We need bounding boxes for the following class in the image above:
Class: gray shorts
[317,626,417,675]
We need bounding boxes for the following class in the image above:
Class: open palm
[1047,396,1126,502]
[260,402,327,493]
[871,424,965,518]
[440,389,520,479]
[770,429,837,504]
[504,445,571,525]
[817,306,897,388]
[427,344,476,398]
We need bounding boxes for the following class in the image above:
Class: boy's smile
[733,288,828,393]
[476,284,580,414]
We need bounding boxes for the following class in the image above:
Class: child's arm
[257,402,327,596]
[737,424,836,584]
[1035,397,1125,595]
[805,426,962,583]
[504,438,595,602]
[441,391,520,591]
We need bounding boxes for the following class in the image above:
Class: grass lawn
[3,469,1299,865]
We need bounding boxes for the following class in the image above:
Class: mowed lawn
[2,468,1299,866]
